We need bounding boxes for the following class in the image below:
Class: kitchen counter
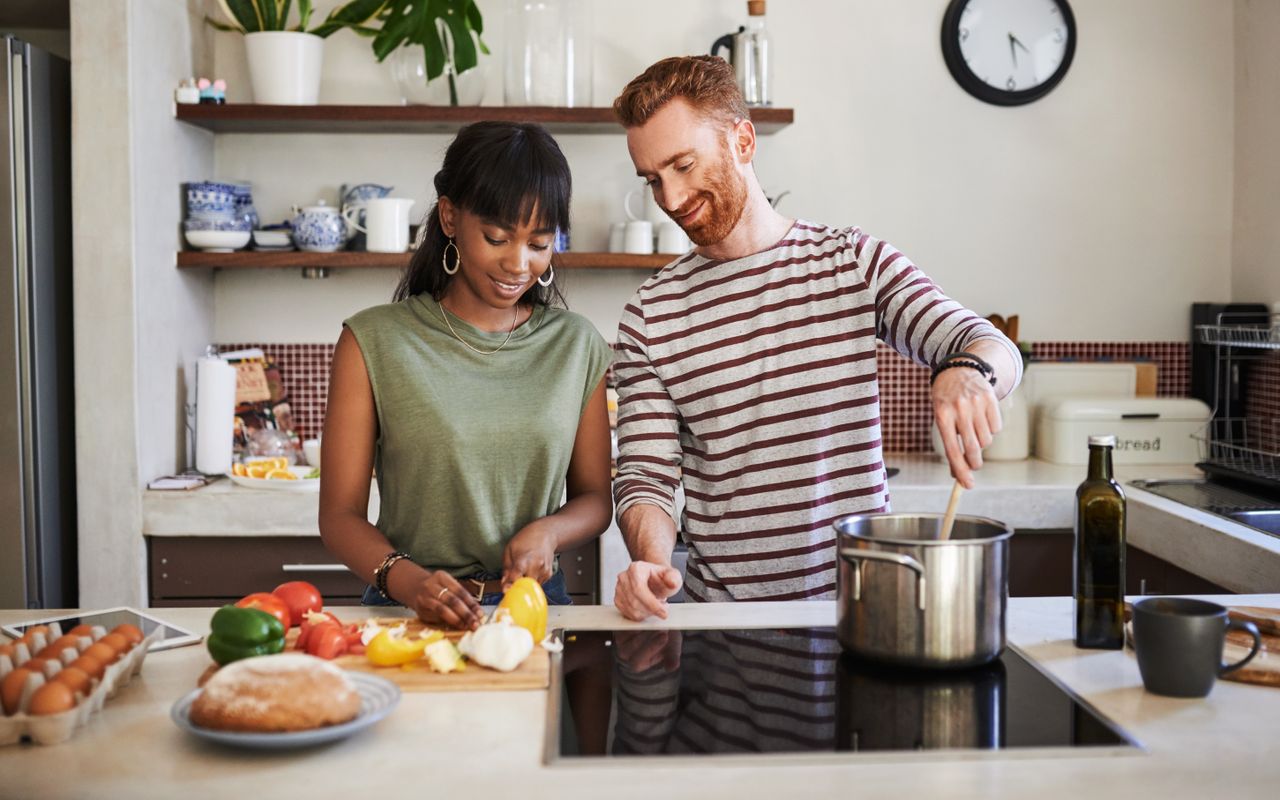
[2,597,1278,799]
[144,456,1280,599]
[140,456,1203,536]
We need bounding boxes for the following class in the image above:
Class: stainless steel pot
[835,513,1013,669]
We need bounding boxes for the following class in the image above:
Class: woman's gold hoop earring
[442,239,460,275]
[537,264,554,287]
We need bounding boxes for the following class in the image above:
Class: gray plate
[171,671,401,749]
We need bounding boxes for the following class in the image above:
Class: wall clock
[941,0,1077,106]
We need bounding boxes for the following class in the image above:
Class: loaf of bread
[189,653,361,733]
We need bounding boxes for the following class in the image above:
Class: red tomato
[271,581,324,627]
[234,593,291,630]
[306,625,348,660]
[295,611,342,651]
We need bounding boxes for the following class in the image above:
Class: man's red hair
[613,55,750,129]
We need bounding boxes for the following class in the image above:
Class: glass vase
[504,0,593,107]
[389,32,488,106]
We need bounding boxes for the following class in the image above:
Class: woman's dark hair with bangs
[394,121,571,306]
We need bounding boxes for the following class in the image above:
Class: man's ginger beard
[667,144,750,247]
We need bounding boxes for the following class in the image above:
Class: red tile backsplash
[219,342,335,442]
[226,340,1194,452]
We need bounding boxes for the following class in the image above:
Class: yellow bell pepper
[365,628,442,667]
[497,577,548,643]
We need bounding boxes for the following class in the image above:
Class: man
[610,56,1021,621]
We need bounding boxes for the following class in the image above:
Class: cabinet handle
[281,563,350,573]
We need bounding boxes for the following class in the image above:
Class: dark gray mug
[1132,597,1262,698]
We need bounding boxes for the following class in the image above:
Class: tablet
[1,606,202,651]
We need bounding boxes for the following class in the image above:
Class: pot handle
[838,548,927,611]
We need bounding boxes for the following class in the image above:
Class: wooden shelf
[176,250,677,271]
[174,104,795,135]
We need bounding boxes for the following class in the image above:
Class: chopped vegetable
[423,639,465,673]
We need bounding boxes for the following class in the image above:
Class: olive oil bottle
[1074,435,1125,649]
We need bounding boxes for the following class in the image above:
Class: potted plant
[207,0,364,104]
[327,0,490,106]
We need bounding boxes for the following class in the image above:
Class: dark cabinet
[148,536,599,607]
[1008,531,1230,598]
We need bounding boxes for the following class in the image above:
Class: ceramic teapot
[290,201,346,253]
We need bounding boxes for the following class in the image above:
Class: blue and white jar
[291,201,347,253]
[186,181,238,221]
[229,182,260,231]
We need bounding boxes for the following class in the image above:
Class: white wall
[72,0,216,607]
[1233,0,1280,307]
[206,0,1235,344]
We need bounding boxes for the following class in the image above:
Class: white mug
[623,220,654,254]
[657,221,691,254]
[608,222,627,253]
[343,197,415,252]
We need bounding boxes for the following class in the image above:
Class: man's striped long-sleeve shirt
[612,220,1021,602]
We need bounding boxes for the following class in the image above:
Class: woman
[319,122,614,631]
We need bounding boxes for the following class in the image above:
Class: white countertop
[142,455,1202,536]
[143,456,1280,596]
[2,597,1278,800]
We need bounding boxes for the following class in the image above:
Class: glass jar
[390,35,488,106]
[504,0,593,107]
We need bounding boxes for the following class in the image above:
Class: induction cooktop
[547,627,1138,761]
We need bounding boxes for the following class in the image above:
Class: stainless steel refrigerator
[1,35,75,608]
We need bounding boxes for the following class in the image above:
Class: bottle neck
[1087,445,1114,481]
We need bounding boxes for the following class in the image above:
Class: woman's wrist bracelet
[373,551,412,600]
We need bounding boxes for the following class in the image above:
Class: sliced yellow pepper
[497,577,548,643]
[365,629,442,667]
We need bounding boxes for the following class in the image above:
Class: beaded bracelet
[930,352,997,387]
[373,551,412,600]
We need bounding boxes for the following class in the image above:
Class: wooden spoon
[939,480,964,540]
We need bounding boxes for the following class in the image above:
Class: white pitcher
[343,197,416,253]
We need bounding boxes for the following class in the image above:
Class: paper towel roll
[195,355,237,475]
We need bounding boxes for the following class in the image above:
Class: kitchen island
[2,597,1277,799]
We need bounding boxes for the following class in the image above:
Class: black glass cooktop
[549,627,1136,760]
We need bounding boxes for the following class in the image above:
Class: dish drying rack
[1193,310,1280,492]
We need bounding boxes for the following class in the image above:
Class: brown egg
[66,624,94,639]
[112,624,144,646]
[38,635,80,660]
[28,681,75,716]
[98,632,131,656]
[82,642,118,665]
[20,656,56,676]
[52,666,92,698]
[69,654,106,681]
[19,624,49,643]
[1,668,33,715]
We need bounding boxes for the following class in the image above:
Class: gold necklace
[438,301,519,355]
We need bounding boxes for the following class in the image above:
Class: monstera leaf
[330,0,488,81]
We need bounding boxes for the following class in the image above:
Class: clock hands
[1008,32,1031,67]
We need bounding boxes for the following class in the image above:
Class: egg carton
[0,622,162,746]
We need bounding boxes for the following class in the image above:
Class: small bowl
[185,229,251,252]
[253,230,294,249]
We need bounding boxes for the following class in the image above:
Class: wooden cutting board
[286,617,550,692]
[1123,604,1280,688]
[1223,606,1280,687]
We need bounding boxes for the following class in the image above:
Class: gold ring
[436,587,450,600]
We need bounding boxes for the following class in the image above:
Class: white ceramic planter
[244,31,323,105]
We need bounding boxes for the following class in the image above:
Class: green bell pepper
[206,605,286,665]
